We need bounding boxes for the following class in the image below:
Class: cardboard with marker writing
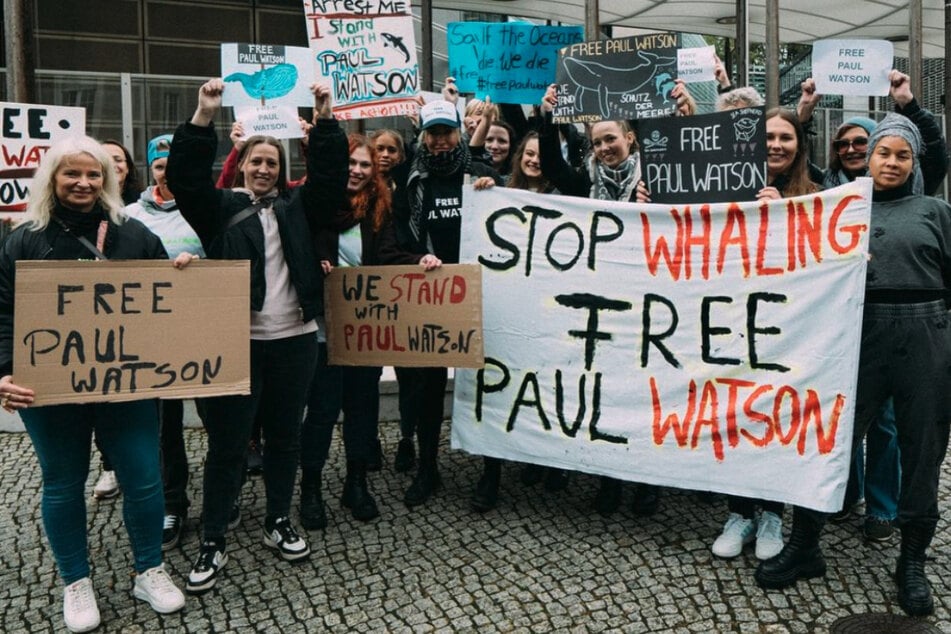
[14,260,250,406]
[324,264,483,368]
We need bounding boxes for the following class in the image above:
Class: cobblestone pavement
[0,422,949,633]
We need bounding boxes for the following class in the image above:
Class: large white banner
[453,180,873,512]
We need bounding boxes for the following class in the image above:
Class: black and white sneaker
[161,514,185,552]
[227,502,241,531]
[263,516,310,561]
[186,541,227,595]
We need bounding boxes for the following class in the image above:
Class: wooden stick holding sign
[324,264,483,368]
[14,260,250,406]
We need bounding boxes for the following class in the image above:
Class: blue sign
[447,22,584,104]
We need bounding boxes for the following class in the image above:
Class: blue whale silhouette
[563,50,677,118]
[224,63,298,101]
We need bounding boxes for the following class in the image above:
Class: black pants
[799,300,951,529]
[395,366,424,441]
[200,333,317,540]
[300,342,381,472]
[399,367,448,469]
[159,399,189,516]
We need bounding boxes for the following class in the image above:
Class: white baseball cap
[420,100,460,130]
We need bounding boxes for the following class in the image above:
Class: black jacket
[0,216,168,376]
[166,119,348,322]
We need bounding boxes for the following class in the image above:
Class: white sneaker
[264,516,310,561]
[133,564,186,614]
[93,470,119,499]
[63,577,100,633]
[711,512,755,558]
[755,511,785,560]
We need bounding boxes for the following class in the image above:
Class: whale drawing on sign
[382,33,411,63]
[224,63,298,101]
[562,51,677,119]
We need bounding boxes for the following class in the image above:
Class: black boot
[471,457,501,513]
[366,438,383,472]
[594,477,623,516]
[405,418,442,507]
[340,461,379,522]
[896,524,935,616]
[632,484,661,516]
[394,437,416,473]
[755,506,826,589]
[299,470,326,530]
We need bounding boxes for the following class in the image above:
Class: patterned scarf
[407,143,471,242]
[588,153,640,201]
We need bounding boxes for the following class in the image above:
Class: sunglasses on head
[833,137,869,152]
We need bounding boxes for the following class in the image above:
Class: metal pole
[944,1,951,192]
[765,0,780,108]
[735,0,748,87]
[420,0,433,91]
[909,0,923,99]
[3,0,36,102]
[585,0,600,40]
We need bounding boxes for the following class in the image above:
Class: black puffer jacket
[0,215,167,375]
[167,119,348,321]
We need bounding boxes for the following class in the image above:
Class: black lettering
[555,293,633,370]
[22,329,59,366]
[589,211,623,269]
[62,330,85,365]
[476,357,510,421]
[121,362,156,392]
[701,296,741,366]
[641,294,680,369]
[94,283,116,315]
[748,292,790,372]
[152,282,172,313]
[180,361,199,382]
[152,363,176,388]
[479,207,524,272]
[202,356,223,384]
[121,282,142,314]
[57,285,83,315]
[506,371,551,432]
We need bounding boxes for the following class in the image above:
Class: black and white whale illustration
[562,50,678,119]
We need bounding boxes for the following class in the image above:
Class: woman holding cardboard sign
[167,78,348,594]
[299,133,441,530]
[0,135,189,632]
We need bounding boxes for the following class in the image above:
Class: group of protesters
[0,40,950,632]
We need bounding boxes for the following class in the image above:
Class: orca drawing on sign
[382,33,411,63]
[562,50,677,119]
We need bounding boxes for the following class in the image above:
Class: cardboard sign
[14,260,250,405]
[302,0,420,120]
[1,102,85,216]
[324,264,483,368]
[447,22,583,104]
[812,39,893,96]
[221,43,317,108]
[552,33,680,123]
[677,45,717,84]
[639,107,767,204]
[453,180,874,512]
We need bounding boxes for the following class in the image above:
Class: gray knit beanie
[866,113,923,194]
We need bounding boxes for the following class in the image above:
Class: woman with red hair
[299,134,441,529]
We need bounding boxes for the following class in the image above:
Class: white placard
[235,105,305,140]
[221,43,317,108]
[1,102,86,217]
[677,45,717,84]
[812,39,893,96]
[452,179,874,512]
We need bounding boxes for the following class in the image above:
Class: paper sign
[639,107,767,204]
[302,0,420,120]
[553,33,681,123]
[812,39,893,96]
[235,105,304,140]
[677,45,717,84]
[0,102,85,216]
[221,43,317,108]
[447,22,584,103]
[452,180,874,512]
[14,260,251,405]
[324,264,483,368]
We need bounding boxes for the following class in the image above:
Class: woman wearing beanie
[800,70,949,542]
[755,113,951,618]
[124,133,206,552]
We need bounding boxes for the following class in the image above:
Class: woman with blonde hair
[0,134,189,632]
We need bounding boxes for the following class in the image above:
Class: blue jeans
[844,399,900,521]
[22,400,163,585]
[200,333,317,540]
[300,342,381,472]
